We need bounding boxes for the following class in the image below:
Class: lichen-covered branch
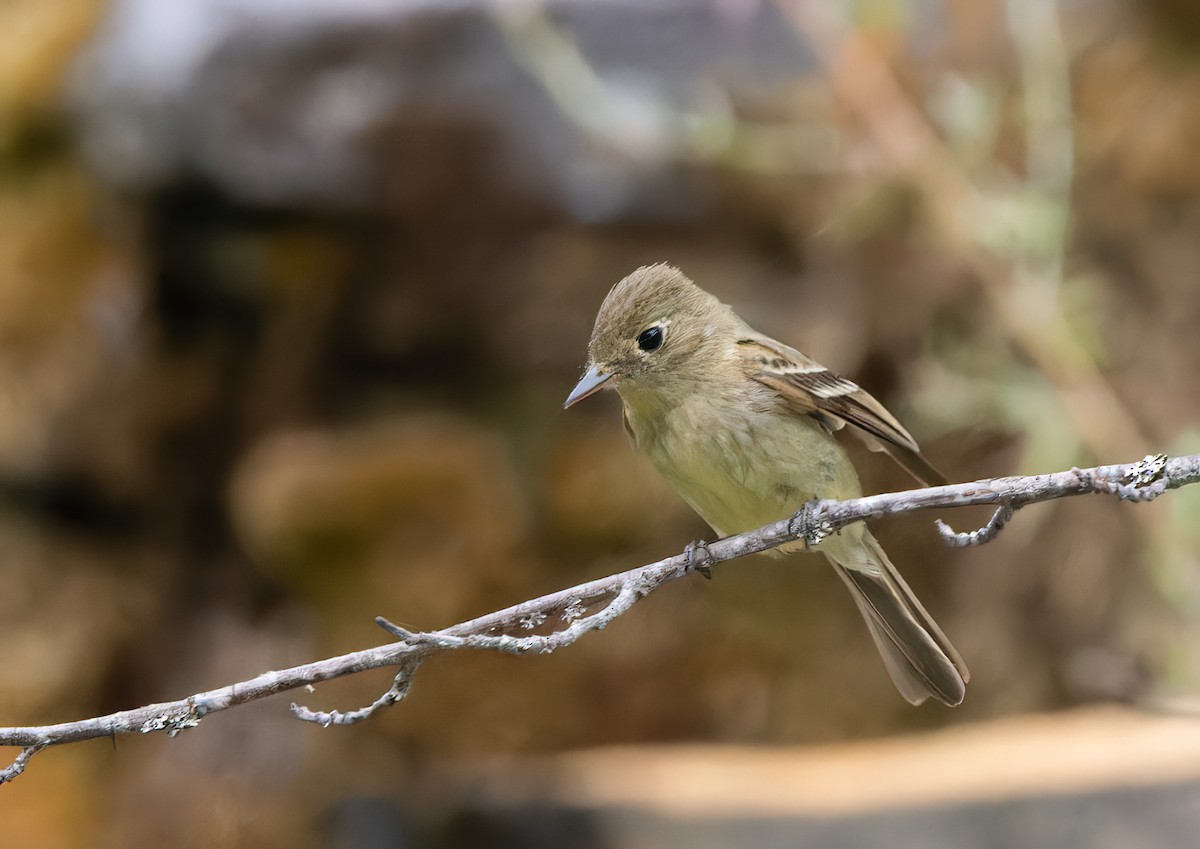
[1,452,1195,784]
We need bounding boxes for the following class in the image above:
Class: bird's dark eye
[636,326,664,352]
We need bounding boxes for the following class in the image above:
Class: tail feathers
[830,533,968,707]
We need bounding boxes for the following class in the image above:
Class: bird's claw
[684,539,714,580]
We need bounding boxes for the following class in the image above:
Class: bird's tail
[827,531,969,706]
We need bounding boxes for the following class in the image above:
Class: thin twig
[1,453,1195,784]
[291,658,424,727]
[936,504,1018,547]
[0,742,46,785]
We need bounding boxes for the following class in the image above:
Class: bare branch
[1,452,1195,784]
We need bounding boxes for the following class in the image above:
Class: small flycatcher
[565,264,968,706]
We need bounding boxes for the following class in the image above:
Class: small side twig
[0,742,46,785]
[291,658,424,727]
[936,503,1018,547]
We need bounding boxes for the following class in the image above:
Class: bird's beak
[564,364,614,409]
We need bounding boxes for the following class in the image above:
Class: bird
[564,263,968,706]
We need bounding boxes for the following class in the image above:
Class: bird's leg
[684,539,715,580]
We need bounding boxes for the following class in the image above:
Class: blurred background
[2,0,1200,846]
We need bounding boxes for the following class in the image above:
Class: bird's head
[564,263,735,408]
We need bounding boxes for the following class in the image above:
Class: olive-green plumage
[566,263,968,706]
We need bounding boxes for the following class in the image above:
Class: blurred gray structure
[72,0,814,219]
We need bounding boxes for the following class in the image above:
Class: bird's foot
[789,499,834,549]
[684,539,715,580]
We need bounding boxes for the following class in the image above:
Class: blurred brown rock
[230,414,532,637]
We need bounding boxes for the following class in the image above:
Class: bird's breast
[622,390,861,539]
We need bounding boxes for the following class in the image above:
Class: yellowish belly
[627,394,862,539]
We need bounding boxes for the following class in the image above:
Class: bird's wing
[737,333,948,487]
